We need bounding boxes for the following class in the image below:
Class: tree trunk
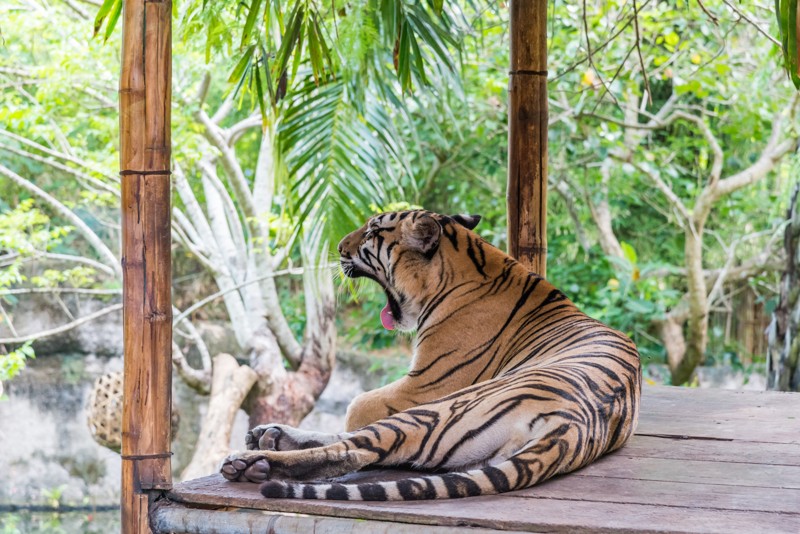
[246,239,336,428]
[671,227,709,385]
[767,183,800,391]
[180,353,258,479]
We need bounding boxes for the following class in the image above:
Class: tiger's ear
[405,214,442,256]
[452,214,482,230]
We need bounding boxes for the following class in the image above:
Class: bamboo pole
[120,0,173,532]
[507,0,548,276]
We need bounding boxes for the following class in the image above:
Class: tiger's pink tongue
[380,303,395,330]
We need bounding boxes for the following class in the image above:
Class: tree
[767,183,800,390]
[541,0,800,384]
[1,0,466,476]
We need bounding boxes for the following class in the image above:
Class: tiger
[221,209,642,500]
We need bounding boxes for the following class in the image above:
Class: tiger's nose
[337,239,346,257]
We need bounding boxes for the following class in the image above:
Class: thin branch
[610,156,690,221]
[0,143,119,197]
[0,164,121,277]
[62,0,90,20]
[696,0,719,25]
[199,160,248,259]
[173,266,311,326]
[0,287,121,296]
[710,97,799,200]
[195,110,257,219]
[227,113,262,145]
[172,341,211,395]
[36,252,117,277]
[672,111,723,187]
[632,0,652,106]
[0,303,122,344]
[720,0,781,47]
[581,0,620,108]
[553,0,653,82]
[0,130,118,182]
[0,303,18,337]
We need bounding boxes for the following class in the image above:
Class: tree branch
[0,287,121,296]
[720,0,781,47]
[0,143,118,196]
[711,102,799,200]
[172,266,309,326]
[672,111,723,187]
[611,156,690,222]
[171,342,211,395]
[0,303,122,344]
[36,251,117,277]
[195,110,257,219]
[0,164,121,277]
[0,130,117,182]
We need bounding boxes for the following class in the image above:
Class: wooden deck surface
[154,386,800,533]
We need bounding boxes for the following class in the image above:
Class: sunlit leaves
[0,342,35,384]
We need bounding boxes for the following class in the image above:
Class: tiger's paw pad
[245,425,293,451]
[220,454,270,483]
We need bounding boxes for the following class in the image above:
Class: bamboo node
[119,170,172,176]
[509,69,548,76]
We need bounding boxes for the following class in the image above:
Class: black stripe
[359,483,387,501]
[260,481,288,498]
[326,484,349,500]
[484,466,511,493]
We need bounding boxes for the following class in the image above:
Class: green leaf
[775,0,800,88]
[620,241,638,265]
[241,0,264,48]
[272,3,305,84]
[103,0,123,43]
[93,0,117,38]
[93,0,122,41]
[398,22,412,91]
[228,44,255,88]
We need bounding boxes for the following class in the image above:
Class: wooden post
[507,0,548,276]
[120,0,172,532]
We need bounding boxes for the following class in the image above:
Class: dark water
[0,510,120,533]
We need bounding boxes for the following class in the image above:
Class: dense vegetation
[1,1,798,469]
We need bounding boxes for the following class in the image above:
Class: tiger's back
[221,210,641,500]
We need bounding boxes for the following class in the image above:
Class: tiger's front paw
[220,452,270,483]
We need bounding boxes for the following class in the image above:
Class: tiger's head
[338,210,482,332]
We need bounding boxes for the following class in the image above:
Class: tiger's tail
[260,447,565,501]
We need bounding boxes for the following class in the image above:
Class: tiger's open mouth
[341,262,401,330]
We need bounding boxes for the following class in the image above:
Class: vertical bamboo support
[120,0,172,532]
[507,0,548,276]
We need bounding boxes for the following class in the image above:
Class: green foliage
[0,341,35,385]
[0,200,74,290]
[3,0,796,376]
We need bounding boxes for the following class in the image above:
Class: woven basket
[87,371,180,453]
[87,371,124,452]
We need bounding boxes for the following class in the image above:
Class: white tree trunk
[180,353,258,480]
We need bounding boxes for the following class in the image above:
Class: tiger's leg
[222,375,568,483]
[245,424,353,452]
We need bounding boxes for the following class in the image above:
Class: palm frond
[278,76,407,242]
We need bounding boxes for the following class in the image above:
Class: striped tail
[260,456,549,501]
